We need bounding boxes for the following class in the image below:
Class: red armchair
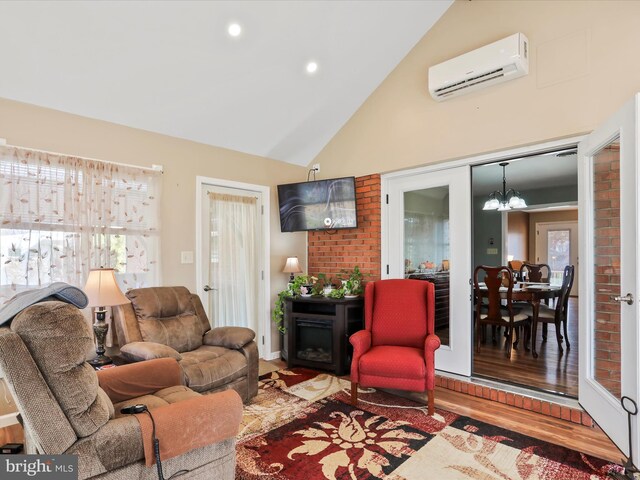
[349,279,441,415]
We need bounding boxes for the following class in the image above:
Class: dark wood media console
[283,296,364,375]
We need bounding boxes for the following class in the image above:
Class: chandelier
[482,162,527,211]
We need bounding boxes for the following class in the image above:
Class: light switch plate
[181,251,194,264]
[487,248,498,255]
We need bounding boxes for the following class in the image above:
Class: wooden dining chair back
[520,262,551,283]
[519,264,575,354]
[557,264,575,348]
[473,265,529,357]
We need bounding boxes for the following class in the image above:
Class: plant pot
[300,285,314,297]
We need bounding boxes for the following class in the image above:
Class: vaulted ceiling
[0,1,453,166]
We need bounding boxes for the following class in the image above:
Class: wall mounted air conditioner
[428,33,529,101]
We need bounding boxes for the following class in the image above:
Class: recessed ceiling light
[228,23,242,37]
[306,61,318,74]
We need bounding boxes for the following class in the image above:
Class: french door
[383,166,472,376]
[578,93,639,464]
[196,178,270,358]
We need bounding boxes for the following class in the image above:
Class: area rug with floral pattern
[236,368,621,479]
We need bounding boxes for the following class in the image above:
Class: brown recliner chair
[0,301,242,480]
[113,286,258,402]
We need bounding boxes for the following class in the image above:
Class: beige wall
[313,0,640,177]
[0,97,307,356]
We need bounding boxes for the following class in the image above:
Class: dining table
[477,282,562,358]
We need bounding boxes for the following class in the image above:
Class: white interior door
[578,93,639,465]
[197,179,270,358]
[535,221,579,293]
[384,166,472,376]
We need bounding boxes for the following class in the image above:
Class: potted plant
[340,265,365,297]
[326,287,345,299]
[272,274,315,334]
[313,273,336,296]
[312,272,346,298]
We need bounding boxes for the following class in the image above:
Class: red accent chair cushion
[359,346,426,379]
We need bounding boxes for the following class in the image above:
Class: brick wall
[308,174,382,283]
[593,145,621,398]
[435,375,594,427]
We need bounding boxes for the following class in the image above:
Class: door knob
[203,285,217,292]
[610,293,634,305]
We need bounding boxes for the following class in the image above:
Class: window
[0,146,161,304]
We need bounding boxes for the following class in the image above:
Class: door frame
[195,176,271,358]
[381,135,585,379]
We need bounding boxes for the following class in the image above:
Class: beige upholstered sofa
[113,286,258,402]
[0,301,242,480]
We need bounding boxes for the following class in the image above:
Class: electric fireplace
[283,296,363,375]
[295,318,333,363]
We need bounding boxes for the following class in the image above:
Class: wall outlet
[180,251,194,264]
[312,163,320,172]
[486,248,498,255]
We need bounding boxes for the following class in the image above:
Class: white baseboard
[0,412,19,428]
[265,351,281,361]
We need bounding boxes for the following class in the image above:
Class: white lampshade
[508,196,519,208]
[508,195,527,209]
[483,198,500,210]
[84,268,130,307]
[282,257,303,274]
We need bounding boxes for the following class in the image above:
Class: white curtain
[0,145,162,307]
[208,192,257,329]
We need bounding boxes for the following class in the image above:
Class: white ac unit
[428,33,529,101]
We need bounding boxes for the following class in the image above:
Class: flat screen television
[277,177,358,232]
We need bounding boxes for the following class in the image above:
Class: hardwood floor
[0,423,23,446]
[433,386,621,463]
[473,297,579,397]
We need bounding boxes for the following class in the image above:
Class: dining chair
[520,262,551,283]
[520,262,553,313]
[519,265,575,354]
[473,265,530,357]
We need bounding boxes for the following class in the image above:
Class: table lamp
[282,256,302,282]
[84,268,130,367]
